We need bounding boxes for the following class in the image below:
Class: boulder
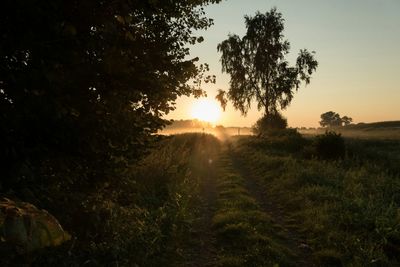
[0,197,71,252]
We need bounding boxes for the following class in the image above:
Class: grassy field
[212,151,302,266]
[130,131,400,266]
[230,133,400,266]
[17,131,400,266]
[21,133,221,266]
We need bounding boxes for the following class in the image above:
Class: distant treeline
[160,119,253,137]
[344,120,400,129]
[164,120,400,139]
[165,119,212,129]
[299,121,400,140]
[299,121,400,131]
[167,120,400,130]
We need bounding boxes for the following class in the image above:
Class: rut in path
[229,151,316,267]
[181,147,219,267]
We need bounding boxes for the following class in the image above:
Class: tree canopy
[319,111,353,127]
[0,0,220,190]
[341,116,353,126]
[252,112,288,135]
[216,8,318,117]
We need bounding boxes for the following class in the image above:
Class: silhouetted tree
[319,111,342,127]
[341,116,353,126]
[0,0,220,189]
[216,8,318,120]
[320,112,353,127]
[252,112,288,135]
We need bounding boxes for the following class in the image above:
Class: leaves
[218,8,318,116]
[215,89,228,111]
[320,111,353,127]
[0,0,222,185]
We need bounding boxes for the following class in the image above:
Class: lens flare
[191,99,222,124]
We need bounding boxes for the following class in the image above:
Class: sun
[191,99,222,124]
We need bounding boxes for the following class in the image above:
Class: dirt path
[229,150,315,267]
[181,140,315,266]
[180,141,219,266]
[187,166,218,267]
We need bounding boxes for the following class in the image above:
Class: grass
[212,153,296,266]
[30,133,222,266]
[20,131,400,266]
[232,133,400,266]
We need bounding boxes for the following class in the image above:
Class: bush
[252,113,287,135]
[314,131,345,160]
[270,129,307,153]
[246,129,307,154]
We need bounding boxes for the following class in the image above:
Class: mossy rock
[0,198,71,252]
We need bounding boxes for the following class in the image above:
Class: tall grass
[32,134,220,266]
[233,134,400,266]
[212,152,296,266]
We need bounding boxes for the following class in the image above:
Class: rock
[0,197,71,252]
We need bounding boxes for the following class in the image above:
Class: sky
[166,0,400,128]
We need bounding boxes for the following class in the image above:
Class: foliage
[216,8,318,116]
[216,88,228,111]
[341,116,353,126]
[320,111,352,127]
[314,131,345,160]
[11,134,219,266]
[0,0,222,261]
[252,112,288,135]
[319,111,342,127]
[247,128,307,155]
[0,0,220,194]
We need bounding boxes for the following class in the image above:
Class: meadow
[229,132,400,266]
[3,130,400,266]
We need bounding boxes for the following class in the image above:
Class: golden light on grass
[191,98,222,124]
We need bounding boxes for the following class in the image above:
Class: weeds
[31,134,220,266]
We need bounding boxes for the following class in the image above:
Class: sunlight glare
[191,99,222,124]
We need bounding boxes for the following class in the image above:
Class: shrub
[314,131,345,160]
[252,113,287,135]
[247,129,307,154]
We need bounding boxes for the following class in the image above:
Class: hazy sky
[166,0,400,127]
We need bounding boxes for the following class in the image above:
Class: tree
[341,116,353,126]
[252,112,287,135]
[216,8,318,119]
[0,0,220,189]
[0,1,221,263]
[319,111,353,127]
[319,111,342,127]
